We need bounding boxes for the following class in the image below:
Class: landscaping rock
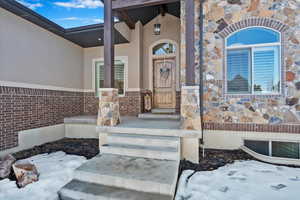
[13,162,39,188]
[0,154,16,179]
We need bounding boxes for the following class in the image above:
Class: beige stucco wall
[83,14,180,91]
[83,21,143,91]
[0,7,180,91]
[0,8,83,89]
[142,14,181,90]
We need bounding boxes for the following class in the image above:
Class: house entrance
[153,57,176,109]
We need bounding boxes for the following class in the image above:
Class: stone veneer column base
[181,86,201,130]
[97,88,120,126]
[181,86,201,163]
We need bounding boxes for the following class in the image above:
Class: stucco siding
[142,14,181,90]
[0,8,83,89]
[83,22,143,91]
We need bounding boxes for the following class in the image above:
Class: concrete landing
[59,179,172,200]
[75,154,179,195]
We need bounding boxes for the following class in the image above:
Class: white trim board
[241,145,300,166]
[0,80,84,92]
[0,124,65,157]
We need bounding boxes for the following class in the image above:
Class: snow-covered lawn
[2,153,300,200]
[176,160,300,200]
[0,151,87,200]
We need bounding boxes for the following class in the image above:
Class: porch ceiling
[123,1,180,25]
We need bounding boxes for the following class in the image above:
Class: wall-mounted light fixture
[154,23,161,35]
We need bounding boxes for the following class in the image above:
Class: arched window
[153,43,176,55]
[225,27,281,94]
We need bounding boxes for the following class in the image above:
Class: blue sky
[17,0,104,28]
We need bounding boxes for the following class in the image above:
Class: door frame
[152,57,177,109]
[148,39,180,93]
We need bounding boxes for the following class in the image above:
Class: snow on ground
[176,160,300,200]
[0,151,87,200]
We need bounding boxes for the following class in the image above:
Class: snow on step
[75,154,179,195]
[107,133,180,148]
[59,179,173,200]
[101,143,179,160]
[138,113,180,120]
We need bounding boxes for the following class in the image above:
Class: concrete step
[107,133,180,148]
[151,108,176,114]
[138,113,180,120]
[101,143,179,161]
[100,126,202,138]
[59,179,173,200]
[75,154,179,195]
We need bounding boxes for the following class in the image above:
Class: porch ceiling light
[154,23,161,35]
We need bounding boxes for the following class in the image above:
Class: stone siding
[97,89,120,126]
[201,0,300,128]
[181,86,202,130]
[0,86,84,151]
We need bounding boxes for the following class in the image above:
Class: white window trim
[243,138,300,159]
[92,56,128,97]
[224,26,282,96]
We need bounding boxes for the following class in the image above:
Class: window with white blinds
[227,49,251,94]
[95,60,125,97]
[226,27,281,95]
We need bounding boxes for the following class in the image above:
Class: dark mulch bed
[179,148,254,177]
[13,138,99,160]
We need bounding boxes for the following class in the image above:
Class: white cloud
[17,0,43,10]
[57,17,103,24]
[92,18,103,23]
[58,17,80,21]
[54,0,103,9]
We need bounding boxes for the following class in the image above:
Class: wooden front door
[153,58,176,109]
